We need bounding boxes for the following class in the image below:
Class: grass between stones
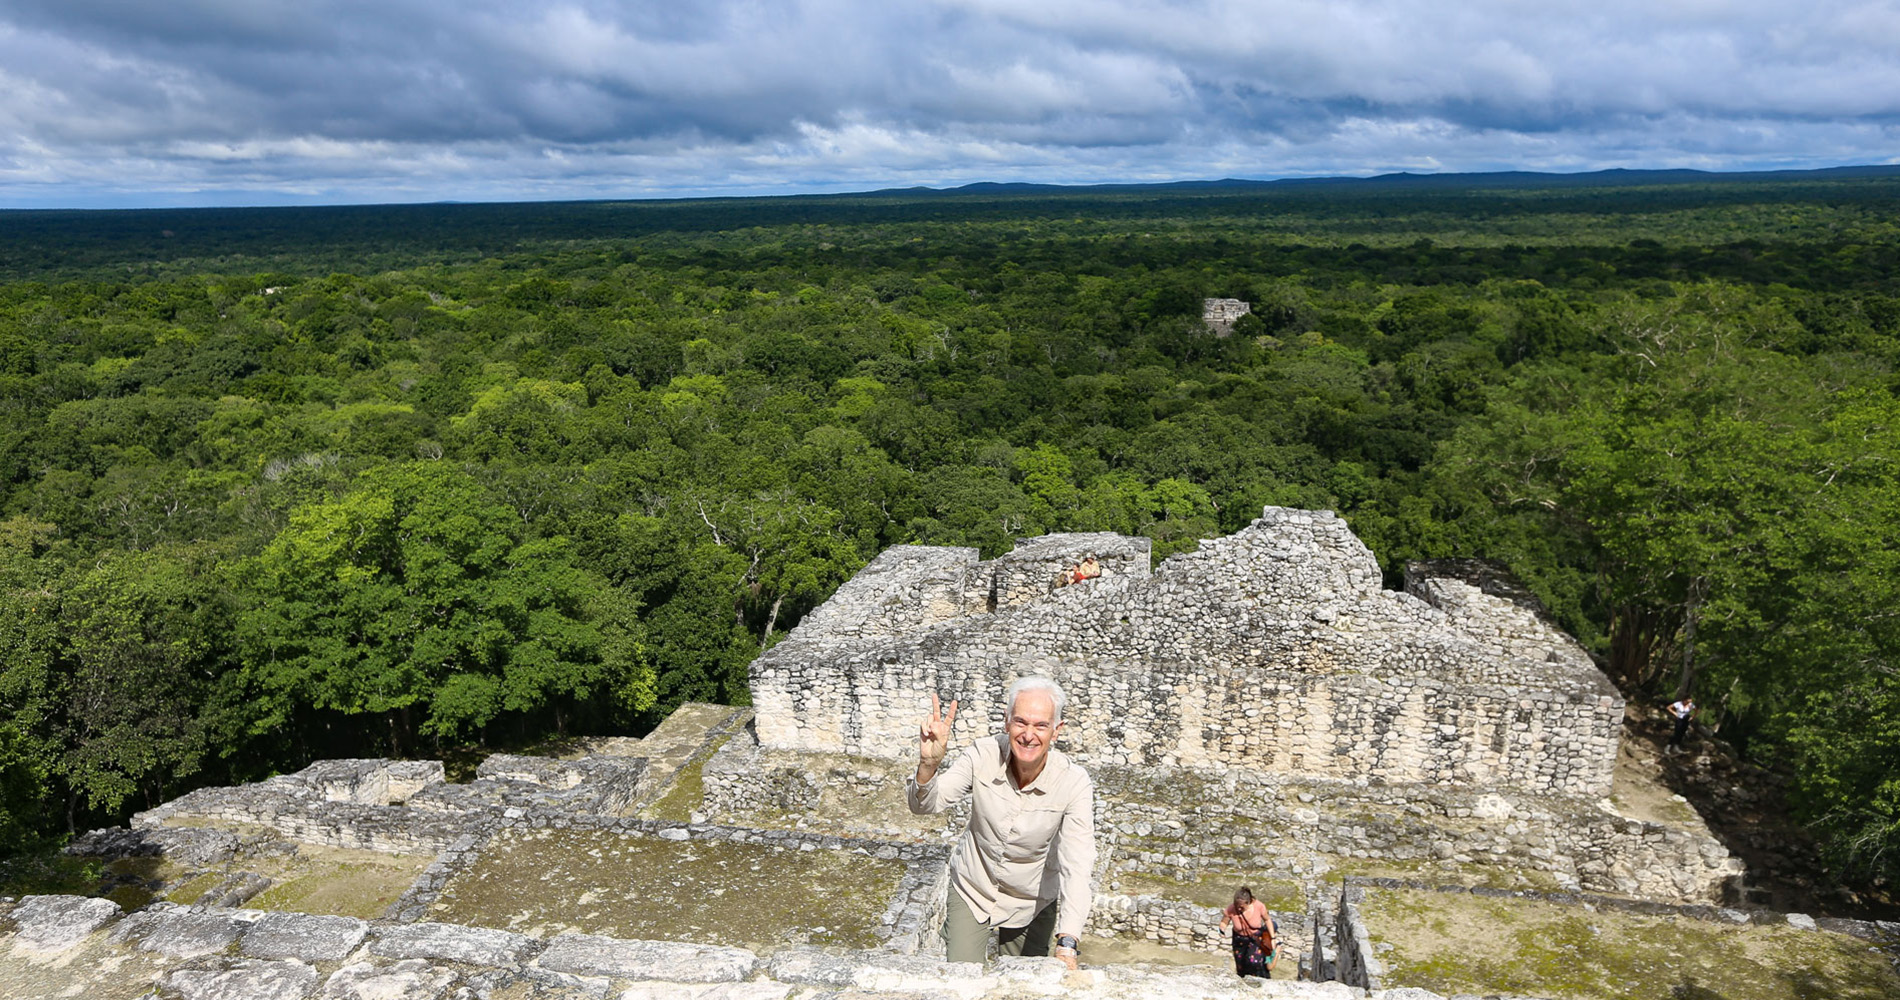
[430,827,907,953]
[1363,887,1900,1000]
[240,844,432,919]
[641,729,737,822]
[147,842,430,919]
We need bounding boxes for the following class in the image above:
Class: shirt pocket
[1004,803,1067,862]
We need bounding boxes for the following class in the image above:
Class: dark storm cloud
[1,0,1896,206]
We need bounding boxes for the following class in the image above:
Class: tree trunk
[1609,602,1681,694]
[1675,577,1705,701]
[759,594,785,652]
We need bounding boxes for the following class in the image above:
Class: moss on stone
[163,871,220,905]
[1363,886,1900,1000]
[431,828,907,953]
[248,855,427,919]
[642,729,737,822]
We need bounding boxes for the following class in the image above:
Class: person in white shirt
[1667,697,1696,750]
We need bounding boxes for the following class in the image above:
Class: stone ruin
[1202,297,1252,335]
[753,507,1620,797]
[1,507,1780,1000]
[734,507,1739,907]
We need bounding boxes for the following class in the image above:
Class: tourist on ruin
[1073,553,1101,583]
[907,676,1096,969]
[1667,696,1697,751]
[1052,553,1102,590]
[1220,886,1277,978]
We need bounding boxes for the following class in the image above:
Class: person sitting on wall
[907,677,1096,969]
[1052,553,1102,590]
[1220,885,1277,978]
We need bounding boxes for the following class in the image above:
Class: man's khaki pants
[942,890,1058,964]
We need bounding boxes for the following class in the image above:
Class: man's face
[1005,689,1064,772]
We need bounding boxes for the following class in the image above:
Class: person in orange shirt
[1219,886,1277,978]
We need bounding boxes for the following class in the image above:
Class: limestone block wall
[703,741,1738,904]
[1092,765,1739,902]
[1332,885,1383,989]
[1203,297,1252,333]
[1089,894,1225,952]
[752,507,1622,798]
[1087,894,1311,957]
[135,760,468,854]
[790,545,987,641]
[132,756,651,854]
[986,532,1152,611]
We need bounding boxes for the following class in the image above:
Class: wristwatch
[1054,934,1079,955]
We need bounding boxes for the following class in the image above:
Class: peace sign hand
[918,692,959,777]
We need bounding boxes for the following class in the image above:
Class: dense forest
[1,172,1896,891]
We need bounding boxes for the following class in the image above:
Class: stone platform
[0,892,1501,1000]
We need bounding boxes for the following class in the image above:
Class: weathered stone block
[537,932,756,982]
[132,908,245,957]
[370,921,538,966]
[161,959,321,1000]
[321,959,456,1000]
[7,894,121,953]
[244,912,370,961]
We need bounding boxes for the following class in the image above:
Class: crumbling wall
[752,507,1621,799]
[132,756,651,854]
[1332,884,1383,989]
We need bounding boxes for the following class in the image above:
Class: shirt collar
[986,734,1067,792]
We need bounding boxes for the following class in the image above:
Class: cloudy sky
[2,0,1896,208]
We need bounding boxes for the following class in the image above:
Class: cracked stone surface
[160,958,321,1000]
[7,894,121,953]
[536,932,757,982]
[244,912,371,961]
[119,908,246,958]
[368,921,537,966]
[321,958,457,1000]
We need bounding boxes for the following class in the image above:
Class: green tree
[57,542,237,826]
[1433,296,1900,878]
[238,463,652,750]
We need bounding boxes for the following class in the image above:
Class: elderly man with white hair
[906,676,1097,969]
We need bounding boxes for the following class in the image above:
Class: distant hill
[4,162,1900,280]
[874,164,1900,198]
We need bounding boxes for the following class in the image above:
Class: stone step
[0,895,1497,1000]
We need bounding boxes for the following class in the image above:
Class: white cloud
[0,0,1895,206]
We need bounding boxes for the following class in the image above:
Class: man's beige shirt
[906,734,1096,938]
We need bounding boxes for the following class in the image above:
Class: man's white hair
[1005,675,1067,723]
